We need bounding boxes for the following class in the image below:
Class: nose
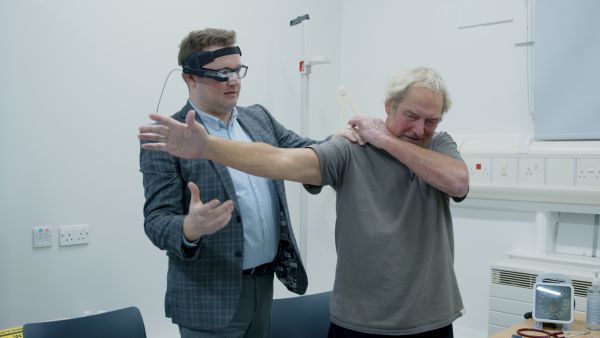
[227,72,241,85]
[412,119,425,137]
[227,72,239,80]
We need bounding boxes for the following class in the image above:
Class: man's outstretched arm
[139,111,322,186]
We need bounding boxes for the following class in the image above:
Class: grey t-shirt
[305,132,465,335]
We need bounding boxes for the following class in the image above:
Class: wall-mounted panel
[533,0,600,140]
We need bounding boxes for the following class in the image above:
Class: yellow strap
[0,326,23,338]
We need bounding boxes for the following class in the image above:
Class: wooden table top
[490,313,600,337]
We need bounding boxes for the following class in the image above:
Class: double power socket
[33,224,90,248]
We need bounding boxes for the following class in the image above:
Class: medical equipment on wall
[290,14,330,264]
[289,14,330,136]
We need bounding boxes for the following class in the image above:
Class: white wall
[0,1,577,337]
[339,0,533,139]
[0,1,340,336]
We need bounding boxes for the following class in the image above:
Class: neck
[189,97,232,124]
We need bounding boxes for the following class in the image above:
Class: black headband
[182,46,242,75]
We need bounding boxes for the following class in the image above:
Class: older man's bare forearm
[205,136,322,186]
[379,135,469,197]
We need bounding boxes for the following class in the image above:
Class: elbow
[303,169,322,186]
[269,148,321,185]
[286,163,322,186]
[450,170,469,198]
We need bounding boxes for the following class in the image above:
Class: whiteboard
[533,0,600,140]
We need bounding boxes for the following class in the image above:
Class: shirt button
[234,251,242,258]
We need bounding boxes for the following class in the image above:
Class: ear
[384,99,392,116]
[184,74,201,89]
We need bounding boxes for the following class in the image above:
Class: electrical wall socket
[577,158,600,186]
[465,157,491,183]
[518,157,545,185]
[59,224,90,246]
[492,157,517,184]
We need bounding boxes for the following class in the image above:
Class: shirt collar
[188,100,238,131]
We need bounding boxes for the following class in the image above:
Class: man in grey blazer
[140,28,316,338]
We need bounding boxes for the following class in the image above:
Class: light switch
[33,226,52,248]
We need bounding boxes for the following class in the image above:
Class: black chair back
[270,291,330,338]
[22,306,146,338]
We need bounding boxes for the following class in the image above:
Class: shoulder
[430,131,458,149]
[313,136,352,149]
[237,104,278,126]
[431,131,452,142]
[430,131,463,160]
[238,104,290,136]
[310,137,355,158]
[237,104,271,118]
[170,102,194,122]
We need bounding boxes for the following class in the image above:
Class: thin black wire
[155,68,181,115]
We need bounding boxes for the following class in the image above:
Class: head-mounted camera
[182,46,246,82]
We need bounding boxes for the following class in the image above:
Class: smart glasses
[193,65,248,82]
[182,46,248,82]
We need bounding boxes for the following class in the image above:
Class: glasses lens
[200,65,247,81]
[238,65,248,79]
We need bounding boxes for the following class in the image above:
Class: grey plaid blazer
[140,103,311,330]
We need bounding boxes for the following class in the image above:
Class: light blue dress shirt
[190,101,280,270]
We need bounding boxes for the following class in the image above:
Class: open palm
[139,110,209,159]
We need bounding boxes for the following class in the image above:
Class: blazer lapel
[184,104,240,207]
[237,109,268,143]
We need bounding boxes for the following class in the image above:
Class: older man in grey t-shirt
[139,67,470,337]
[305,132,465,335]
